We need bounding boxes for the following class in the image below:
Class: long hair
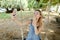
[35,10,43,30]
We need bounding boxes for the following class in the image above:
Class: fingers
[11,9,17,20]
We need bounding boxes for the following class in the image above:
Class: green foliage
[0,13,11,19]
[28,0,35,8]
[28,0,60,9]
[0,0,20,8]
[43,0,48,3]
[28,0,48,9]
[0,0,28,10]
[0,0,60,9]
[51,0,60,5]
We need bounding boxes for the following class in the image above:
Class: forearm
[13,19,22,26]
[23,20,30,26]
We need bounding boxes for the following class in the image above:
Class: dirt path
[0,12,60,40]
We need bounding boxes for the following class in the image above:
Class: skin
[11,10,43,35]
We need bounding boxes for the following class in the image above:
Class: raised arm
[11,9,31,26]
[23,20,31,26]
[11,9,22,26]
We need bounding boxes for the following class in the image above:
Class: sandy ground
[0,12,60,40]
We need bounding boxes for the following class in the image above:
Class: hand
[11,9,17,21]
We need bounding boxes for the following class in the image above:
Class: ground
[0,11,60,40]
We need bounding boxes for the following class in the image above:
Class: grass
[0,12,11,19]
[0,11,33,19]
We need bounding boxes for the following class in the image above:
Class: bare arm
[23,20,31,26]
[11,9,30,26]
[11,9,22,26]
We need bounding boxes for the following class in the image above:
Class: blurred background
[0,0,60,40]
